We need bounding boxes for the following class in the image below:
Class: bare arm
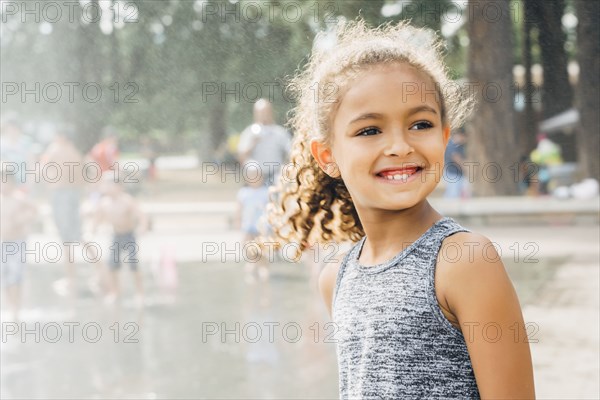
[237,131,259,164]
[318,252,344,318]
[439,233,535,399]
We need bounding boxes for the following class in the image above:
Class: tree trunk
[520,0,538,155]
[466,0,517,196]
[575,0,600,179]
[535,0,573,119]
[72,2,101,151]
[69,0,107,152]
[202,101,227,163]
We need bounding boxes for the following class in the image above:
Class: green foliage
[0,0,518,152]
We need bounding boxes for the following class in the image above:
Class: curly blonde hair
[265,18,473,253]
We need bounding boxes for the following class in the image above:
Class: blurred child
[1,170,37,321]
[94,174,148,306]
[89,127,119,173]
[235,162,270,282]
[530,133,563,195]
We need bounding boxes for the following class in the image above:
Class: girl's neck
[357,200,443,266]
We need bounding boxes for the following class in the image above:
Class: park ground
[1,166,598,399]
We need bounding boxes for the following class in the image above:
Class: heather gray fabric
[333,217,481,399]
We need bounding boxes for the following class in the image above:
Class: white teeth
[384,173,411,181]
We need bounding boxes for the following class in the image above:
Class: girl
[267,20,535,399]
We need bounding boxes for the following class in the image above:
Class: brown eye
[410,121,433,130]
[356,127,381,136]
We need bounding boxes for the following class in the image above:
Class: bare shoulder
[438,232,536,398]
[436,230,517,319]
[318,249,347,318]
[437,230,505,274]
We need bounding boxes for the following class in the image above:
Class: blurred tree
[395,0,451,33]
[1,0,124,151]
[5,0,566,171]
[71,0,108,151]
[574,0,600,179]
[335,0,469,77]
[532,0,573,119]
[519,0,538,154]
[336,0,385,26]
[467,0,518,196]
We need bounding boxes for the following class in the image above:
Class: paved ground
[2,221,598,399]
[476,224,599,399]
[2,166,599,399]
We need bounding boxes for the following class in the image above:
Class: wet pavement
[1,260,337,399]
[1,223,598,399]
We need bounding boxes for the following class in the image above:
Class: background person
[0,114,34,190]
[89,126,120,174]
[530,132,564,195]
[93,174,148,306]
[237,99,291,186]
[40,125,107,296]
[443,129,470,199]
[235,162,270,282]
[0,170,37,321]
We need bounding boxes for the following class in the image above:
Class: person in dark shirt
[443,130,469,198]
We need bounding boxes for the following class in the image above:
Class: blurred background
[1,0,598,399]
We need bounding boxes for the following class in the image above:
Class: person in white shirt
[237,99,291,186]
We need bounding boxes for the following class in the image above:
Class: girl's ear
[442,126,451,147]
[310,139,340,178]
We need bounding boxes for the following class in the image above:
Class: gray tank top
[332,217,481,399]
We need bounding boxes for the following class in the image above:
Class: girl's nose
[383,131,414,157]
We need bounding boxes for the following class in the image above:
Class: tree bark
[467,0,517,196]
[520,0,538,155]
[535,0,573,119]
[575,0,600,179]
[204,101,228,163]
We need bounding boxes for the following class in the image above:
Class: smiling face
[312,62,450,214]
